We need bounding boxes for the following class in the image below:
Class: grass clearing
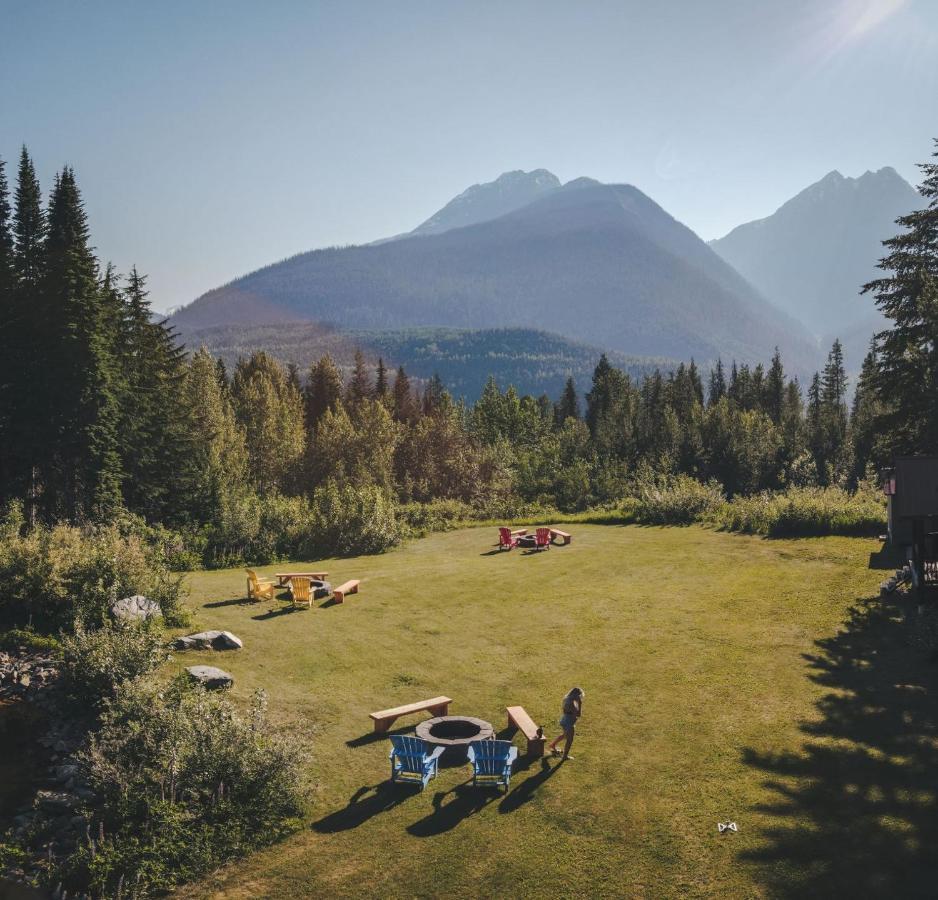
[170,525,937,898]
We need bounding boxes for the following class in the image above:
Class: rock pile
[0,650,59,702]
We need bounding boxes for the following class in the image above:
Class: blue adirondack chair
[388,735,445,789]
[467,739,518,793]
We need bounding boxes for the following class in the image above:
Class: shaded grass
[165,524,930,898]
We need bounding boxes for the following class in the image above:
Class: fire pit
[416,715,494,762]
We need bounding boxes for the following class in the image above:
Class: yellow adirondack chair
[291,576,313,609]
[246,569,275,602]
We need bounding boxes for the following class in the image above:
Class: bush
[719,483,885,537]
[309,481,402,556]
[59,620,166,707]
[55,680,304,898]
[0,502,188,632]
[632,474,725,525]
[398,499,473,536]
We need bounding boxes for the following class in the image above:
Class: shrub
[54,680,304,898]
[632,474,725,525]
[59,620,166,706]
[398,499,473,536]
[0,502,187,632]
[719,483,885,537]
[309,481,402,556]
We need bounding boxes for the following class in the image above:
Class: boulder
[110,594,161,622]
[172,630,243,651]
[185,665,234,690]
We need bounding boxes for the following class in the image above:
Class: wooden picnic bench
[549,528,571,545]
[370,696,452,733]
[332,579,361,603]
[275,571,328,587]
[506,705,545,757]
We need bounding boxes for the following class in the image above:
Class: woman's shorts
[559,713,577,730]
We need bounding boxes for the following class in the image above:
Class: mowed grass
[170,525,938,899]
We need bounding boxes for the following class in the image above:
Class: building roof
[891,456,938,519]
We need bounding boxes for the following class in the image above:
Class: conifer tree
[346,349,371,409]
[764,349,786,424]
[708,359,726,406]
[850,343,883,483]
[305,354,343,427]
[375,357,389,401]
[0,156,16,501]
[13,148,44,287]
[864,139,938,454]
[391,365,417,423]
[555,376,580,425]
[43,167,123,520]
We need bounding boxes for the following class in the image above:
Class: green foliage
[0,501,187,631]
[0,626,60,653]
[718,483,885,537]
[59,620,165,706]
[631,473,725,525]
[52,680,304,898]
[310,481,402,556]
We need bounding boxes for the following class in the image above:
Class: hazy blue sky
[2,0,936,311]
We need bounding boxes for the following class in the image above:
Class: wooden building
[883,456,938,592]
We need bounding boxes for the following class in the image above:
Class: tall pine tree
[864,139,938,455]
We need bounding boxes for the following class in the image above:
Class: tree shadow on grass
[499,756,561,813]
[743,595,938,898]
[346,725,414,748]
[250,604,306,621]
[203,596,254,608]
[312,782,414,833]
[406,781,499,836]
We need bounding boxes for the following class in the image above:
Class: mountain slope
[173,179,820,371]
[412,169,561,236]
[710,167,920,363]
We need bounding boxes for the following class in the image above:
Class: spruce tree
[0,156,16,502]
[851,342,884,482]
[391,365,417,423]
[375,357,389,401]
[13,147,44,287]
[764,349,786,424]
[43,167,123,520]
[555,376,580,425]
[304,354,343,427]
[346,349,371,409]
[864,139,938,454]
[708,359,726,406]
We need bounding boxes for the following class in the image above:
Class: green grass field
[170,524,938,899]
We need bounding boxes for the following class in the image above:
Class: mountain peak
[412,168,561,237]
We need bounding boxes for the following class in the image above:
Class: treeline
[1,141,935,561]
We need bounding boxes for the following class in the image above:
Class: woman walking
[549,687,584,760]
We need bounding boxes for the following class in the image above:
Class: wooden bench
[370,696,452,733]
[332,579,361,603]
[506,705,545,757]
[549,528,572,546]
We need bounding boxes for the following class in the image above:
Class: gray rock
[35,790,75,813]
[185,665,234,689]
[110,594,161,622]
[172,630,243,651]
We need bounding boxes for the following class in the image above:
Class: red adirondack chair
[499,527,519,550]
[534,527,552,551]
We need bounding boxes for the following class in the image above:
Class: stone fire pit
[416,715,494,762]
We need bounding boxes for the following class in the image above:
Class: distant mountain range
[172,172,819,375]
[710,167,920,366]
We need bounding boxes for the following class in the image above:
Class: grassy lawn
[169,524,938,899]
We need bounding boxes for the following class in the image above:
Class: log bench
[549,528,572,546]
[332,579,361,603]
[506,705,545,757]
[370,696,452,733]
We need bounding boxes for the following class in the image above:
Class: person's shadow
[312,782,413,833]
[406,781,499,836]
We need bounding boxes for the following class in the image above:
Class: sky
[2,0,937,312]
